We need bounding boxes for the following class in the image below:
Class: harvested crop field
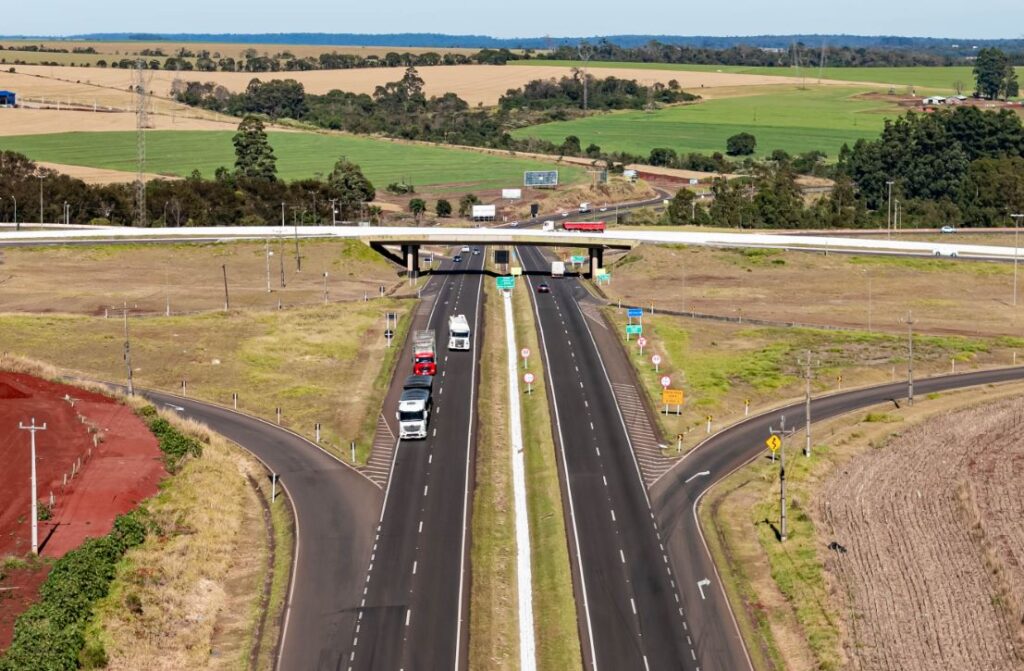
[4,63,877,108]
[819,396,1024,669]
[0,108,238,137]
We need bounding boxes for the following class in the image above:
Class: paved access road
[348,249,485,671]
[517,244,697,670]
[651,365,1024,670]
[139,388,382,671]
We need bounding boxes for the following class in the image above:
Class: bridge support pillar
[589,247,604,278]
[402,244,420,278]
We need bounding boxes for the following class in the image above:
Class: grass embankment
[604,308,1024,452]
[513,282,583,670]
[469,282,517,669]
[0,239,400,315]
[698,380,1024,670]
[0,130,586,188]
[512,86,896,159]
[0,300,412,463]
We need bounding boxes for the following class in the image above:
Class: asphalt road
[517,244,696,670]
[138,388,382,671]
[650,366,1024,670]
[348,248,484,670]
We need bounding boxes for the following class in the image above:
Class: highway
[137,389,382,671]
[651,367,1024,669]
[517,244,696,670]
[348,248,484,670]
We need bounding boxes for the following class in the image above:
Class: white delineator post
[502,289,537,671]
[19,417,47,555]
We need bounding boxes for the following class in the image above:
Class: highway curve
[348,248,485,670]
[517,244,696,670]
[139,388,382,671]
[651,365,1024,669]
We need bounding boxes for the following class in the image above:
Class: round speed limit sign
[523,372,535,384]
[637,336,648,347]
[660,375,671,388]
[652,354,662,366]
[521,348,530,358]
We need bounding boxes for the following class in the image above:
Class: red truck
[563,221,606,233]
[412,330,437,376]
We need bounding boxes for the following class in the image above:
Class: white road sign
[660,375,672,388]
[521,348,531,358]
[524,372,535,384]
[652,354,662,365]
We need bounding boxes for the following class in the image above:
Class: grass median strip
[512,280,583,671]
[469,281,518,669]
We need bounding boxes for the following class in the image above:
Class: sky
[4,0,1024,40]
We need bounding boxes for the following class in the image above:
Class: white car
[940,225,956,233]
[461,245,470,252]
[560,211,569,217]
[510,221,519,227]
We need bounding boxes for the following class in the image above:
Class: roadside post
[232,392,238,409]
[18,418,47,555]
[524,372,535,395]
[744,399,750,416]
[521,347,530,370]
[315,422,321,443]
[706,415,712,434]
[271,473,277,503]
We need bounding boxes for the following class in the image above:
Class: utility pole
[19,417,47,555]
[222,264,230,311]
[885,180,894,240]
[265,239,272,293]
[293,211,302,272]
[329,198,338,226]
[902,311,916,405]
[279,233,286,289]
[123,301,134,396]
[1011,213,1023,307]
[800,350,816,458]
[769,415,796,542]
[322,271,329,304]
[38,175,43,225]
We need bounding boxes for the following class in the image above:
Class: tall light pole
[885,180,894,240]
[800,351,817,458]
[19,417,47,555]
[769,415,796,542]
[902,311,916,405]
[123,301,134,396]
[1012,213,1023,307]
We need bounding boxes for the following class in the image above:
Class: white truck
[397,387,432,440]
[542,220,555,231]
[448,314,471,350]
[579,202,591,213]
[551,261,565,278]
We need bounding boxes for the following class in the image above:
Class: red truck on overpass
[563,221,606,233]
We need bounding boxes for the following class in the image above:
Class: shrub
[726,132,757,156]
[136,405,203,472]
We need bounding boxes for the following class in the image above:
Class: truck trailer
[412,330,437,376]
[551,261,565,278]
[448,314,471,350]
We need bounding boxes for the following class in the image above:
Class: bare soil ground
[5,63,879,108]
[0,108,238,137]
[0,239,401,315]
[603,243,1024,338]
[34,161,177,184]
[819,396,1024,669]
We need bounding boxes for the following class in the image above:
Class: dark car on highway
[453,254,463,262]
[537,282,550,293]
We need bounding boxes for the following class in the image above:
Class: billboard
[471,204,496,219]
[524,170,559,188]
[502,188,522,200]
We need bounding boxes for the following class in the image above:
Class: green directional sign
[626,324,643,335]
[496,276,516,290]
[571,255,587,264]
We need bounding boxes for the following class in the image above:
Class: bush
[726,132,757,156]
[136,405,204,472]
[88,217,111,227]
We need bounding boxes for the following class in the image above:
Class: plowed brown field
[819,397,1024,669]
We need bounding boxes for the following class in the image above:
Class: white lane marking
[418,520,423,533]
[413,560,418,575]
[684,470,711,484]
[619,549,626,564]
[406,610,412,627]
[423,485,429,497]
[630,598,637,615]
[610,509,616,522]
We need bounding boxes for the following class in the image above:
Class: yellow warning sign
[766,434,781,452]
[510,266,523,276]
[662,389,684,405]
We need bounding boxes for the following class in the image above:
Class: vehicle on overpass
[448,314,471,350]
[563,221,606,233]
[412,330,437,376]
[551,261,565,278]
[396,387,432,440]
[542,220,555,231]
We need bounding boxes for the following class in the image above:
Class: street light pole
[903,311,916,406]
[801,350,814,458]
[1011,214,1023,307]
[123,301,134,396]
[19,417,47,555]
[886,180,894,240]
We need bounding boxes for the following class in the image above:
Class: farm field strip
[0,130,585,187]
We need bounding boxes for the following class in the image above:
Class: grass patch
[469,282,517,670]
[848,254,1012,276]
[511,86,897,159]
[0,131,586,188]
[0,300,410,463]
[514,281,583,670]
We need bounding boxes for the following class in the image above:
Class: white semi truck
[397,387,432,440]
[551,261,565,278]
[448,314,471,350]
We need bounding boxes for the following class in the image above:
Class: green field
[0,130,584,188]
[512,86,896,159]
[514,60,1024,94]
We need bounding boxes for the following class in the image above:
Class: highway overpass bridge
[1,226,1020,276]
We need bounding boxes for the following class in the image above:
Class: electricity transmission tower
[133,60,152,227]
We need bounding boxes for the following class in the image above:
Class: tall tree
[409,198,427,219]
[665,187,697,224]
[327,156,375,220]
[973,48,1008,100]
[232,116,277,181]
[435,199,452,217]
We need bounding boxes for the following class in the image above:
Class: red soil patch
[0,373,165,650]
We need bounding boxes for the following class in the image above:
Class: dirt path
[818,396,1024,670]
